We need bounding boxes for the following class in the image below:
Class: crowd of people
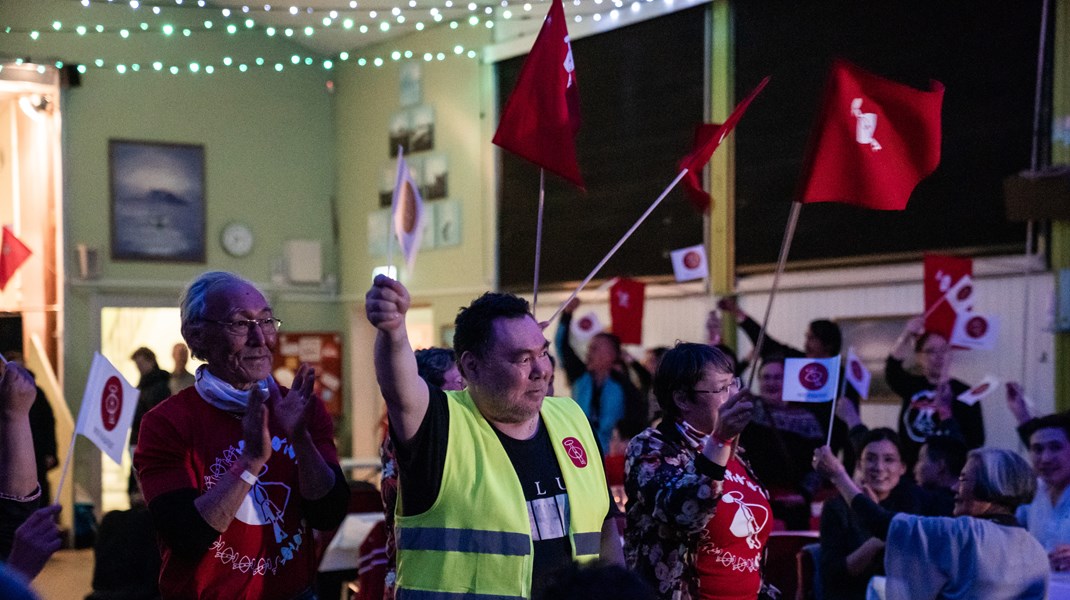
[0,270,1066,600]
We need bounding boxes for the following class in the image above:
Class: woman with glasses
[814,445,1047,599]
[625,343,777,600]
[134,271,349,600]
[886,316,983,467]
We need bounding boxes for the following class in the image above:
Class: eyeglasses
[204,317,282,337]
[693,377,741,396]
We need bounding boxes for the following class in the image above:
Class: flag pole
[548,168,689,324]
[745,200,803,391]
[533,168,547,311]
[827,361,847,447]
[52,433,77,506]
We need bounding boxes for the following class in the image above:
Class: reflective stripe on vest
[396,589,525,600]
[398,527,531,556]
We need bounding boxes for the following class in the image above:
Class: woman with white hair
[814,445,1048,599]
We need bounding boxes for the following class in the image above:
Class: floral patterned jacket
[624,420,775,600]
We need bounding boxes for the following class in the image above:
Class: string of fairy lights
[1,0,674,75]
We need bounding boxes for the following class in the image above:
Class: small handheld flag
[782,356,841,402]
[669,244,707,282]
[844,348,872,399]
[0,226,32,291]
[957,375,1000,406]
[75,353,140,465]
[570,311,604,343]
[392,148,427,273]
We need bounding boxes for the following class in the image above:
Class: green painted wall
[1,1,345,496]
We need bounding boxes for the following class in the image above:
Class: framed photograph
[836,314,913,404]
[389,111,412,157]
[423,154,448,200]
[109,140,206,262]
[399,61,422,107]
[410,105,435,153]
[434,199,462,247]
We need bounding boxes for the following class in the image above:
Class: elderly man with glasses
[134,271,349,600]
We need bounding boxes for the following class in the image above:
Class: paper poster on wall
[389,111,412,157]
[367,209,390,256]
[272,332,344,417]
[399,61,422,107]
[435,199,462,247]
[424,154,448,200]
[410,105,435,152]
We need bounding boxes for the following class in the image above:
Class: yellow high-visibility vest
[395,390,608,600]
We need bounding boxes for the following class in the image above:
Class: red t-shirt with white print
[695,456,772,600]
[135,386,338,600]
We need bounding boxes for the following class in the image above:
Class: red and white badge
[561,437,588,468]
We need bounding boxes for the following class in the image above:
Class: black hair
[414,347,457,388]
[860,427,904,458]
[453,292,533,359]
[1022,413,1070,447]
[591,332,622,360]
[921,433,968,478]
[808,319,842,355]
[653,342,734,421]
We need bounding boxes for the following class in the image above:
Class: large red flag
[679,77,771,212]
[609,277,645,345]
[923,254,972,340]
[0,226,32,290]
[492,0,584,189]
[798,59,944,211]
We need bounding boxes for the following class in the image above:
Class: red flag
[923,254,971,340]
[492,0,584,189]
[798,59,944,210]
[609,278,645,345]
[678,77,771,212]
[0,226,31,290]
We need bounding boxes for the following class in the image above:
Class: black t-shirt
[392,388,608,594]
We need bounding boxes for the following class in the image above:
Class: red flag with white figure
[678,77,771,212]
[609,278,645,345]
[75,352,140,465]
[923,254,972,340]
[493,0,584,189]
[0,226,32,291]
[798,59,944,210]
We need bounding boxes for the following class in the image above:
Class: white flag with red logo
[957,374,1000,406]
[950,312,999,350]
[943,274,975,316]
[392,148,427,273]
[669,244,707,282]
[75,352,140,464]
[843,347,871,399]
[782,356,841,402]
[569,311,604,343]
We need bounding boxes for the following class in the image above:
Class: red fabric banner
[678,77,771,212]
[798,59,944,211]
[609,277,645,345]
[0,226,32,290]
[492,0,584,189]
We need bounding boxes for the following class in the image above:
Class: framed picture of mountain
[110,140,206,262]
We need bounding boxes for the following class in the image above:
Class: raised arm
[0,363,38,500]
[366,275,429,444]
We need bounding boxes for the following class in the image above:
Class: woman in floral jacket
[624,343,774,600]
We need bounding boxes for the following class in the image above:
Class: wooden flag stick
[52,433,77,506]
[533,168,546,311]
[547,168,689,324]
[745,201,803,391]
[827,361,847,447]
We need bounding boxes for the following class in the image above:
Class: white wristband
[238,469,258,486]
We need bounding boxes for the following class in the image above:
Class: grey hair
[967,447,1037,510]
[179,271,264,361]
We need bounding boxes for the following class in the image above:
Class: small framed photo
[423,154,448,200]
[110,140,206,262]
[434,199,462,247]
[389,111,412,157]
[399,61,422,107]
[410,105,435,153]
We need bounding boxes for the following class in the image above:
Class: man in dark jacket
[129,347,172,503]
